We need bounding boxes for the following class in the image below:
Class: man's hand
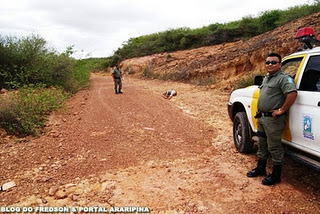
[272,109,283,119]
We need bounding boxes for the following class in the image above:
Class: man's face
[265,56,282,75]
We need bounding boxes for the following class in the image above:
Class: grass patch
[233,71,264,90]
[142,66,159,79]
[123,65,136,75]
[142,67,217,86]
[0,85,68,136]
[191,76,216,86]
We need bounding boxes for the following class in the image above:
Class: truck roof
[288,46,320,57]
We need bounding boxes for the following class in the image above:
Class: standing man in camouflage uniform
[112,64,123,94]
[247,53,297,185]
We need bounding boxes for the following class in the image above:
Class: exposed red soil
[0,74,319,213]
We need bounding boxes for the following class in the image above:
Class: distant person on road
[112,64,123,94]
[247,52,297,185]
[162,89,177,99]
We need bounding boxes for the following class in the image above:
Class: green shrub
[0,34,91,93]
[0,34,49,89]
[239,16,260,38]
[123,66,136,75]
[0,86,68,136]
[0,34,93,136]
[277,2,320,25]
[168,70,190,82]
[233,71,265,90]
[142,66,159,79]
[110,54,122,67]
[192,76,216,86]
[258,10,282,32]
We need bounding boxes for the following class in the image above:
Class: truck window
[299,56,320,92]
[282,57,303,79]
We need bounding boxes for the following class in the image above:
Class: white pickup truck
[228,27,320,171]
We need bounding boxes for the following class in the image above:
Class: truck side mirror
[254,76,264,86]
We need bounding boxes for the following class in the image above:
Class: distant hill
[121,12,320,91]
[113,3,320,62]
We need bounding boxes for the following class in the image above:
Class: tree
[258,10,281,33]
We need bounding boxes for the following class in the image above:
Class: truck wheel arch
[230,102,246,121]
[233,111,254,153]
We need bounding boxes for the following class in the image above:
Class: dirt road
[0,74,319,213]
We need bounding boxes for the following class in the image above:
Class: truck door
[288,55,320,156]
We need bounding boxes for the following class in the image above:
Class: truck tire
[233,111,253,153]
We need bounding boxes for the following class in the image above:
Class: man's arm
[272,91,298,118]
[111,69,115,80]
[162,92,168,99]
[167,90,177,100]
[120,70,124,80]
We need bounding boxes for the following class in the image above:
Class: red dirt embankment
[121,12,320,90]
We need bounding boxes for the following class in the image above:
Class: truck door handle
[318,101,320,107]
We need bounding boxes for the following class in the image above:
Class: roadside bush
[0,85,68,136]
[233,71,265,90]
[0,34,92,136]
[169,70,190,82]
[0,34,90,93]
[0,35,49,89]
[142,66,159,79]
[277,2,320,25]
[239,16,260,38]
[123,66,136,75]
[110,54,123,67]
[258,10,282,33]
[192,76,216,86]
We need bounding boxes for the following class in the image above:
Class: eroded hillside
[121,12,320,90]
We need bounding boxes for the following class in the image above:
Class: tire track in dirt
[0,74,215,207]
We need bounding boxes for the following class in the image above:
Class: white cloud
[0,0,312,58]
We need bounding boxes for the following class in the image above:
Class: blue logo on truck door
[303,115,314,140]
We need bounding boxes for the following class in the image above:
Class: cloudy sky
[0,0,312,58]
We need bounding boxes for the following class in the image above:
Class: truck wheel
[233,112,253,153]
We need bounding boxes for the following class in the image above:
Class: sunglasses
[265,61,280,65]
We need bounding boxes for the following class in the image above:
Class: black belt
[261,112,273,117]
[254,111,273,118]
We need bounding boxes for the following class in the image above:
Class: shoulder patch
[287,77,294,84]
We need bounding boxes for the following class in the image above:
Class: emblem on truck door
[303,115,314,140]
